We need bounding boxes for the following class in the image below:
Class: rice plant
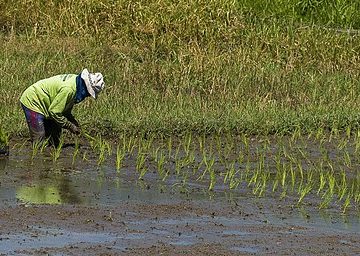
[116,144,126,173]
[51,135,65,163]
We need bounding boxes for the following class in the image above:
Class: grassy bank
[1,0,360,138]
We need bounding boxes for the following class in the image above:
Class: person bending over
[20,68,104,147]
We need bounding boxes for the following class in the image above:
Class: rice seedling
[328,172,336,196]
[125,136,136,155]
[229,176,241,190]
[39,138,50,153]
[116,144,126,173]
[343,151,351,168]
[342,194,352,214]
[198,135,206,154]
[272,177,279,193]
[51,135,65,163]
[223,136,235,159]
[281,163,287,188]
[136,152,147,179]
[248,169,260,188]
[97,140,107,166]
[223,161,235,184]
[280,186,288,200]
[208,168,216,191]
[31,139,43,160]
[242,157,252,182]
[290,164,296,192]
[198,152,215,181]
[319,191,333,209]
[87,134,112,166]
[155,149,168,180]
[298,183,313,204]
[183,132,192,157]
[143,133,155,152]
[253,171,270,197]
[175,156,182,175]
[338,169,348,201]
[317,170,326,195]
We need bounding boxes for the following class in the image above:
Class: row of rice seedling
[26,128,356,213]
[23,126,359,214]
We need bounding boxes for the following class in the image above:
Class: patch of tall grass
[1,0,360,137]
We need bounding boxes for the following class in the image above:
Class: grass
[0,1,359,138]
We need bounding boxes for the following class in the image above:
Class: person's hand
[69,123,81,135]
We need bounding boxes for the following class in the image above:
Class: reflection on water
[16,175,81,205]
[17,185,62,204]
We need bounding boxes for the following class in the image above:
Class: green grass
[1,0,360,138]
[0,127,8,148]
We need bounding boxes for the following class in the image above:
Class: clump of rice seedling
[155,149,168,180]
[51,135,65,163]
[116,144,126,173]
[136,152,147,179]
[97,139,111,166]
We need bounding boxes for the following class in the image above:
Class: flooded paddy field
[0,134,359,255]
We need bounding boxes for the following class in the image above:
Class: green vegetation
[0,0,359,137]
[1,1,360,213]
[0,127,8,148]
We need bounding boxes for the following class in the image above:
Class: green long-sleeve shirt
[20,74,77,128]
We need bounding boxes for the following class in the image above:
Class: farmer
[20,69,104,147]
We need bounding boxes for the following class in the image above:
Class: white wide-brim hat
[81,68,105,99]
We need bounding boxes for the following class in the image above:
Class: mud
[0,140,359,255]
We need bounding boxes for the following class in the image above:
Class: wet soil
[0,140,359,255]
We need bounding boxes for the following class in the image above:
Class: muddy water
[0,141,359,255]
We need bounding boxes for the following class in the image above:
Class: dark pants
[21,104,62,147]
